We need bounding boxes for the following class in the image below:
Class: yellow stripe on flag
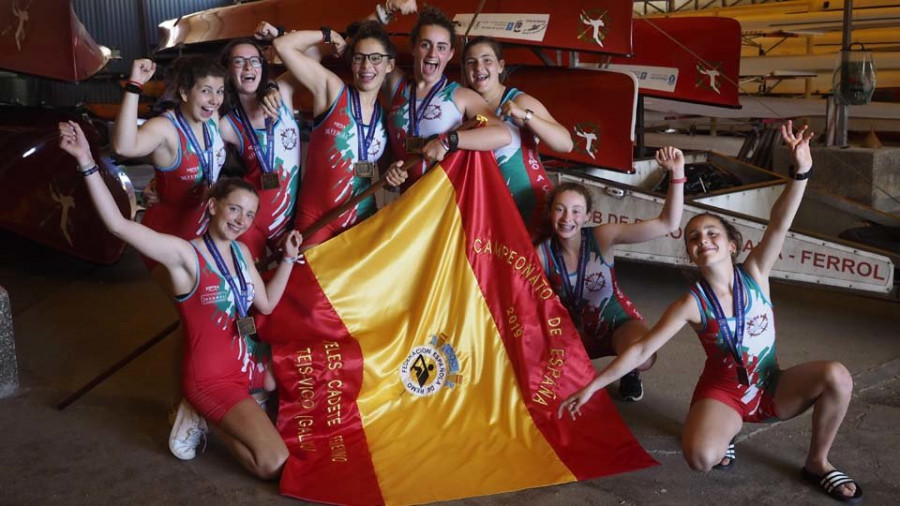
[305,166,576,504]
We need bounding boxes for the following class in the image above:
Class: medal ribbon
[175,109,213,183]
[202,232,251,318]
[407,76,446,136]
[349,87,381,163]
[235,105,275,174]
[700,267,747,374]
[550,229,590,321]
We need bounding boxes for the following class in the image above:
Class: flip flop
[713,439,736,471]
[801,467,864,504]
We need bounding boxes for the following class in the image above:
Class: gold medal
[405,136,425,154]
[260,172,280,190]
[354,161,375,178]
[236,316,257,337]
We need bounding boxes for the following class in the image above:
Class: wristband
[670,177,688,184]
[80,165,99,177]
[276,26,286,37]
[263,81,280,93]
[282,256,297,265]
[320,26,332,44]
[789,165,812,181]
[124,82,143,95]
[375,2,394,24]
[447,131,459,151]
[523,109,534,124]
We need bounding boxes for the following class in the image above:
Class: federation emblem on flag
[400,333,463,396]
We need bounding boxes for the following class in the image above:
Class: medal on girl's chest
[260,172,280,190]
[354,161,375,178]
[700,268,751,387]
[405,135,424,154]
[236,316,257,337]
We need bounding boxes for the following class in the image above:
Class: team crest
[585,271,607,293]
[572,122,601,160]
[281,127,298,150]
[399,333,463,397]
[695,62,723,95]
[577,8,608,47]
[422,104,442,121]
[747,314,769,337]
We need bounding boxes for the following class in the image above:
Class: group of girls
[59,0,862,502]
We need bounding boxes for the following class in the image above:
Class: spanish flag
[259,150,656,505]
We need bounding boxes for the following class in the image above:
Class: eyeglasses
[351,52,390,65]
[230,56,263,68]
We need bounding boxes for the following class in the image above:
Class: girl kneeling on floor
[559,121,862,505]
[60,121,300,480]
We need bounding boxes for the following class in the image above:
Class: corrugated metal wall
[4,0,232,107]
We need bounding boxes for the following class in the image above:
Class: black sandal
[713,439,735,471]
[801,467,864,504]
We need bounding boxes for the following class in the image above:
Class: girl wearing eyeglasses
[112,56,227,278]
[216,39,303,264]
[256,10,413,248]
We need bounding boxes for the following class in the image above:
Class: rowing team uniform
[294,85,388,246]
[494,87,552,241]
[177,240,270,424]
[225,101,301,262]
[538,229,643,358]
[142,112,225,268]
[689,265,780,423]
[386,76,463,193]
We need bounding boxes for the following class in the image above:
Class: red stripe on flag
[440,150,657,478]
[257,264,384,505]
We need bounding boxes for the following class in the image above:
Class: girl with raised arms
[464,36,574,240]
[61,120,301,479]
[559,122,862,504]
[112,56,227,275]
[218,37,303,262]
[538,147,686,403]
[258,9,412,248]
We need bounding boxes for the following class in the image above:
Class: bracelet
[375,3,393,24]
[263,81,280,93]
[438,133,451,151]
[282,256,297,265]
[320,26,332,44]
[789,165,813,181]
[384,0,396,13]
[80,165,99,177]
[276,26,286,37]
[670,176,688,184]
[523,109,534,124]
[124,82,143,95]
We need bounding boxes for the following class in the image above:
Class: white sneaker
[168,399,208,460]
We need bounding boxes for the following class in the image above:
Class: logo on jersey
[282,127,298,150]
[747,314,769,337]
[585,271,607,293]
[422,104,442,121]
[399,333,464,397]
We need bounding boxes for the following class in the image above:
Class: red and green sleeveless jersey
[689,265,779,406]
[225,102,301,243]
[294,86,385,244]
[177,241,270,394]
[142,111,225,241]
[494,87,552,241]
[386,77,464,192]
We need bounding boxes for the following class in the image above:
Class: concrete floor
[1,229,898,505]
